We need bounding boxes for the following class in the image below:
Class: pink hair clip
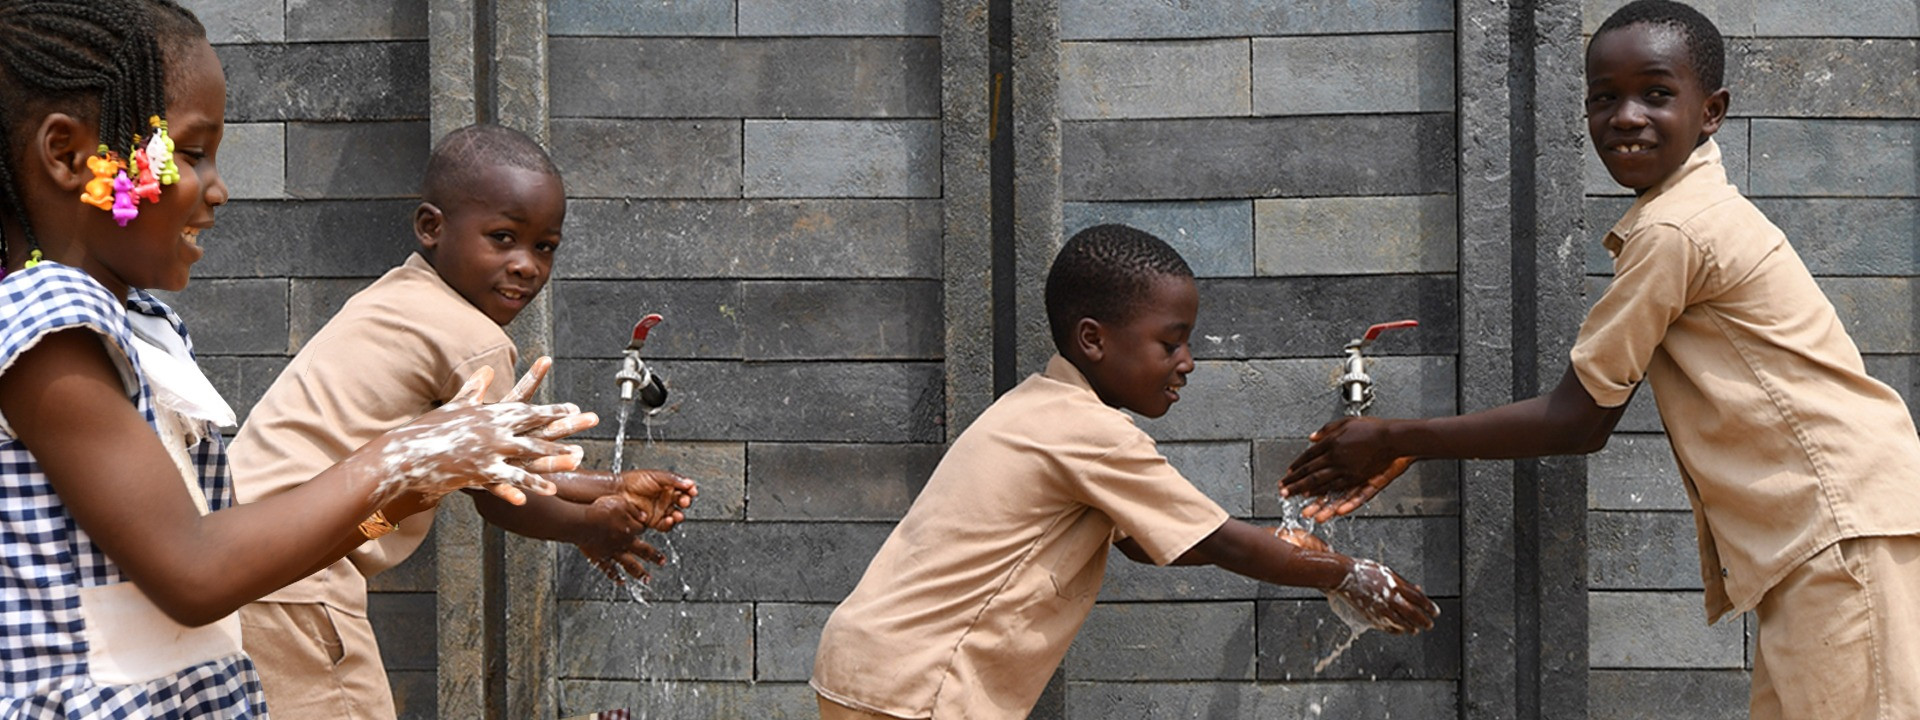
[111,171,138,226]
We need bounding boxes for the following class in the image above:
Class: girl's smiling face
[84,38,228,296]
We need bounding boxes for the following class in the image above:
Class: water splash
[1314,592,1373,673]
[604,397,692,718]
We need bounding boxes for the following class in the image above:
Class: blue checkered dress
[0,263,267,718]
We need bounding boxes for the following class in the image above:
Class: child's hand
[577,495,667,583]
[1326,558,1440,635]
[1268,526,1332,554]
[1279,417,1415,522]
[615,469,698,532]
[363,365,592,505]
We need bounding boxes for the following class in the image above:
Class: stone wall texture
[167,0,1917,718]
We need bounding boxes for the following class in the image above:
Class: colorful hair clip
[111,171,138,226]
[24,248,42,269]
[80,146,120,212]
[146,116,177,186]
[130,147,161,204]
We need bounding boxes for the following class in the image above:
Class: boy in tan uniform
[228,124,695,719]
[811,224,1440,719]
[1280,2,1920,717]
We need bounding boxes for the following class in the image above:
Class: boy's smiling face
[416,165,565,326]
[1584,22,1728,192]
[1078,273,1198,419]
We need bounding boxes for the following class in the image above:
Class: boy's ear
[1074,317,1107,363]
[34,113,94,193]
[413,202,444,251]
[1700,87,1730,137]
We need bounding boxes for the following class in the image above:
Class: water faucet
[1339,320,1418,417]
[615,314,670,411]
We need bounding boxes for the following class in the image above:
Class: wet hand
[616,469,698,532]
[367,366,591,505]
[578,495,667,584]
[1328,558,1440,635]
[1279,417,1413,521]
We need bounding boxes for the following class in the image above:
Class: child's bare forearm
[469,489,595,544]
[1180,520,1351,590]
[541,470,619,504]
[1378,367,1626,461]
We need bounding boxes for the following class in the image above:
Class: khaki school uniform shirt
[229,252,516,616]
[811,355,1230,720]
[1571,140,1920,622]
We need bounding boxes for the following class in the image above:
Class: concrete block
[194,200,417,279]
[1159,441,1253,516]
[288,278,377,353]
[1096,544,1260,602]
[1255,598,1463,680]
[287,0,427,41]
[219,123,286,200]
[157,279,287,355]
[367,592,436,671]
[745,443,943,521]
[1589,511,1703,590]
[550,279,744,360]
[562,199,942,279]
[1063,115,1455,201]
[387,669,435,720]
[1589,670,1751,720]
[1251,439,1460,518]
[1253,34,1453,116]
[1758,198,1920,276]
[753,603,834,681]
[1586,119,1750,196]
[1755,0,1918,37]
[1255,195,1457,276]
[1730,39,1919,119]
[557,600,753,679]
[285,121,430,199]
[1589,591,1744,668]
[1062,202,1254,278]
[553,359,944,442]
[195,355,291,426]
[1818,277,1918,353]
[550,37,939,118]
[1065,602,1256,680]
[1192,276,1460,359]
[741,280,944,360]
[1583,0,1754,35]
[558,522,895,603]
[560,680,816,719]
[1061,0,1453,40]
[738,0,940,36]
[216,43,428,122]
[1137,357,1457,441]
[548,0,734,36]
[1751,119,1919,197]
[1588,433,1689,511]
[1065,680,1459,720]
[574,440,747,521]
[1864,355,1920,421]
[744,120,942,199]
[550,119,741,199]
[367,537,435,593]
[1252,515,1461,600]
[182,0,283,43]
[1060,40,1250,120]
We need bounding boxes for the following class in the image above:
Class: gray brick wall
[1582,2,1919,718]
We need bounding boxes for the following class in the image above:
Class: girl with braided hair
[0,2,597,716]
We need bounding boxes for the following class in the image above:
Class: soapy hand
[1326,558,1440,634]
[364,363,594,505]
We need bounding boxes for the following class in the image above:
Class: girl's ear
[1074,316,1106,363]
[34,113,94,193]
[413,202,444,252]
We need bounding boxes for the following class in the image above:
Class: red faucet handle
[630,314,664,345]
[1362,320,1419,342]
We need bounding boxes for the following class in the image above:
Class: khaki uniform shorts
[1751,535,1920,720]
[239,602,396,720]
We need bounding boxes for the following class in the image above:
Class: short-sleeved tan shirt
[1572,140,1920,622]
[228,252,516,615]
[811,355,1230,719]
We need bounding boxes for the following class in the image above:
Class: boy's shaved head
[1045,224,1194,353]
[421,123,562,209]
[1592,0,1724,93]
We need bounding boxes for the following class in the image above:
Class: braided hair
[1592,0,1725,94]
[1045,223,1194,353]
[0,0,206,270]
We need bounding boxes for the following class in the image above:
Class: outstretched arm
[1280,365,1629,521]
[543,469,697,533]
[468,489,667,582]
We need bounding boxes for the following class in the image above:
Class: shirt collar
[1604,138,1727,257]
